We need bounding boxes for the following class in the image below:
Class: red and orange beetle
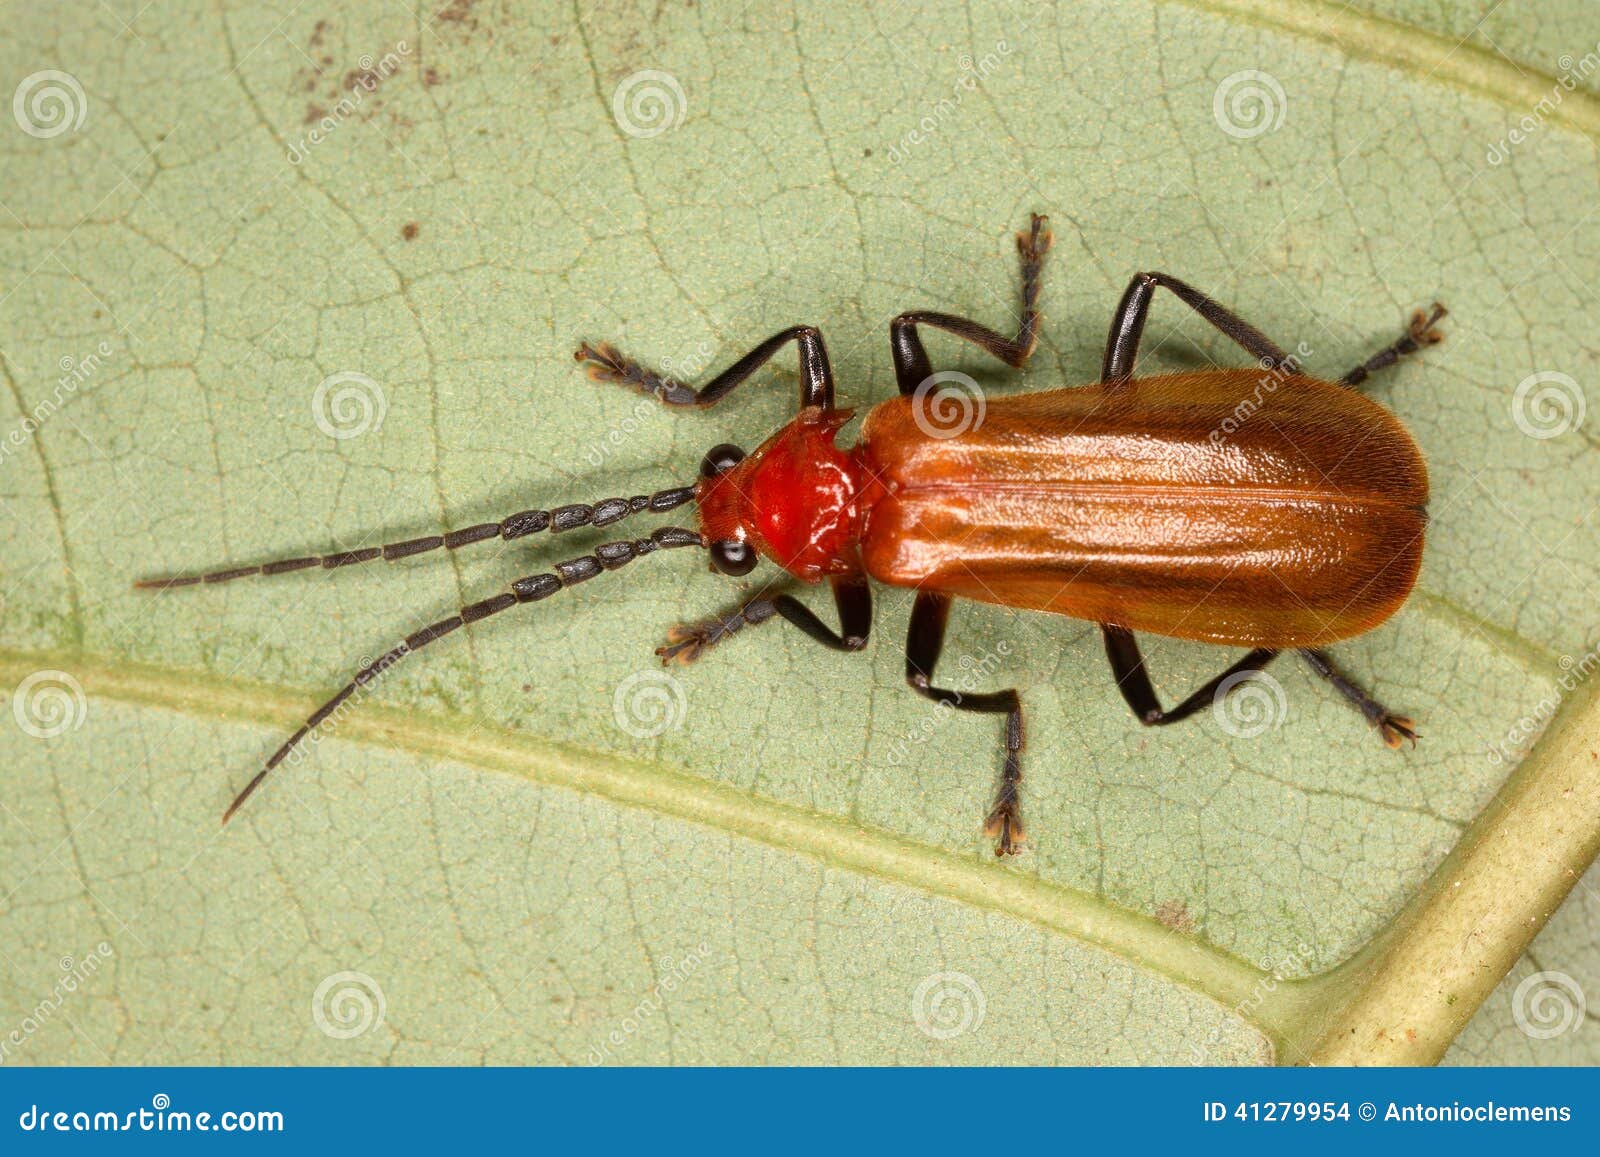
[140,215,1443,855]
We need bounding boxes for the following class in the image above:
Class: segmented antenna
[221,526,705,823]
[134,486,695,589]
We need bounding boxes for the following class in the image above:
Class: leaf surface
[1,0,1597,1064]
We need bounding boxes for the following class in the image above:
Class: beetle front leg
[889,214,1052,394]
[1102,272,1289,384]
[905,592,1025,856]
[1299,649,1418,747]
[1101,624,1278,724]
[577,324,836,410]
[658,575,871,664]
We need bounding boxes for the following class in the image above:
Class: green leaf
[2,0,1597,1064]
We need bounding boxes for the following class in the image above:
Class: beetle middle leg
[1338,303,1447,388]
[1299,648,1418,747]
[658,575,871,664]
[1100,624,1278,725]
[905,592,1025,856]
[889,213,1053,395]
[1102,272,1289,383]
[577,324,835,409]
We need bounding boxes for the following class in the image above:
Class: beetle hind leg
[1101,272,1289,384]
[1101,625,1279,725]
[1338,303,1447,389]
[1299,649,1418,748]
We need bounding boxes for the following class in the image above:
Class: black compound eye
[709,538,757,576]
[700,443,746,479]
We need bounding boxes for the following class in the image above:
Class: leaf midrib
[0,645,1339,1059]
[1185,0,1600,144]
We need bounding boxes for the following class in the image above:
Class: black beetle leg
[905,592,1025,856]
[890,214,1053,395]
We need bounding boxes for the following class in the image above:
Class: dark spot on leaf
[401,222,420,241]
[436,0,479,28]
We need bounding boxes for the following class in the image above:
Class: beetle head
[695,406,864,581]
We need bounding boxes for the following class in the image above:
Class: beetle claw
[1017,213,1053,262]
[984,802,1025,857]
[575,340,698,405]
[574,340,628,381]
[656,624,710,665]
[1378,713,1419,749]
[1408,303,1448,347]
